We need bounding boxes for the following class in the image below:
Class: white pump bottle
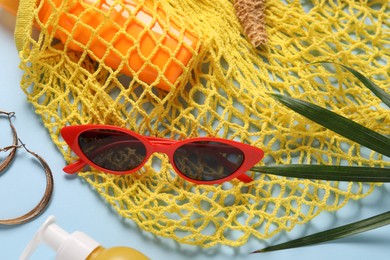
[20,216,149,260]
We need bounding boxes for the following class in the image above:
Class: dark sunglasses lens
[78,129,147,172]
[173,141,244,181]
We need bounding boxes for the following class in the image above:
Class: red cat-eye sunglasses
[61,125,264,185]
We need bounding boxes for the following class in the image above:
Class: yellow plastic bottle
[88,246,149,260]
[0,0,199,91]
[20,216,149,260]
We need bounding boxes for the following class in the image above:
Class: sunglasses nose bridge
[148,139,176,156]
[151,143,173,155]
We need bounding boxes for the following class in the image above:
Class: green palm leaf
[270,93,390,157]
[251,165,390,182]
[327,63,390,107]
[252,211,390,253]
[251,66,390,253]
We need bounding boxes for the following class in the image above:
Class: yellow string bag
[15,0,390,247]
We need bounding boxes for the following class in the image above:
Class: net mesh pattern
[15,0,389,247]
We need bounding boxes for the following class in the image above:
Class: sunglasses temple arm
[237,174,253,183]
[63,159,86,174]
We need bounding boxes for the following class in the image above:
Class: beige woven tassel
[234,0,267,47]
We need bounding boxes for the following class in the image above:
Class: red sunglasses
[60,125,264,185]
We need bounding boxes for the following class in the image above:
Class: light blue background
[1,8,390,260]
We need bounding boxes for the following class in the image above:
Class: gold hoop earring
[0,111,18,172]
[0,139,54,225]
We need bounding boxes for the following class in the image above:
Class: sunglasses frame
[61,124,264,185]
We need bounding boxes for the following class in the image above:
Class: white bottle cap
[20,216,100,260]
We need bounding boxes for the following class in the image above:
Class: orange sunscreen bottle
[20,216,150,260]
[1,0,199,91]
[0,0,18,15]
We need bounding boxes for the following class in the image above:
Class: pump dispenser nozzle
[21,216,149,260]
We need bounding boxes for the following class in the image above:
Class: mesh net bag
[15,0,390,247]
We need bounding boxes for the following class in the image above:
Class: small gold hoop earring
[0,139,54,225]
[0,111,18,173]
